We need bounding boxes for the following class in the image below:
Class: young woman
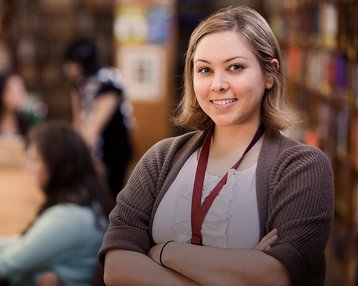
[0,72,30,135]
[0,121,113,286]
[99,6,334,286]
[62,39,134,198]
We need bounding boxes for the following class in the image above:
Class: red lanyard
[190,124,266,245]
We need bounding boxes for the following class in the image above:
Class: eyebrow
[194,56,248,64]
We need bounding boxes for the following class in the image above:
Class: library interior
[0,0,357,285]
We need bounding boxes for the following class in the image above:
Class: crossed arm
[103,229,290,286]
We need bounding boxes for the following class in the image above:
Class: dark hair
[27,120,113,216]
[0,71,12,116]
[63,39,101,76]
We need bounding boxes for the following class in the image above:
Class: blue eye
[228,64,244,71]
[198,67,212,74]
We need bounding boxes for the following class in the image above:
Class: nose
[210,72,229,92]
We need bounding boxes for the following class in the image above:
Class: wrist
[160,240,174,268]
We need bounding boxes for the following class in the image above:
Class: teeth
[211,98,237,106]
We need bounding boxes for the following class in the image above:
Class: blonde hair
[174,6,296,131]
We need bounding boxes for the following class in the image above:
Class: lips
[210,98,237,106]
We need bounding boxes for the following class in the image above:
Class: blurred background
[0,0,357,285]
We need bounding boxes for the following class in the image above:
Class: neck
[205,121,264,176]
[211,121,262,151]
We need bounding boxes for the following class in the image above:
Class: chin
[212,118,241,127]
[212,122,237,128]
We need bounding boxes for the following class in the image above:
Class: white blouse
[152,151,260,249]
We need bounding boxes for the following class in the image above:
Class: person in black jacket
[63,39,134,198]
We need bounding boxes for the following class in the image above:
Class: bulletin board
[114,0,176,159]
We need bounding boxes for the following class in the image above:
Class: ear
[265,58,279,89]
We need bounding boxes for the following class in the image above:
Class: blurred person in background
[62,39,134,199]
[98,5,334,286]
[0,72,34,136]
[0,121,113,286]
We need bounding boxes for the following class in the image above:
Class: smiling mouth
[210,98,237,106]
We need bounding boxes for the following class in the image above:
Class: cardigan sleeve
[97,137,176,265]
[97,151,158,264]
[97,131,203,267]
[264,145,334,286]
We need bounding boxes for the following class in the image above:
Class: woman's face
[63,61,83,82]
[193,31,273,128]
[3,75,27,112]
[26,144,49,189]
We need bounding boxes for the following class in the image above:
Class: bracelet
[159,240,174,267]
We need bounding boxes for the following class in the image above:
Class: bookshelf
[0,0,2,55]
[0,1,2,66]
[265,0,358,284]
[0,0,11,72]
[0,0,115,120]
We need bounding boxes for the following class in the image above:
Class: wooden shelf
[267,0,358,284]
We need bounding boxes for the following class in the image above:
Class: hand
[255,228,278,251]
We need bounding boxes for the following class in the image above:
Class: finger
[255,240,269,251]
[260,228,278,243]
[266,234,278,245]
[266,228,278,237]
[255,229,279,251]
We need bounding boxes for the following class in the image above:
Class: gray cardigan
[98,129,334,286]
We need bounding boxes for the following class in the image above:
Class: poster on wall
[114,3,173,44]
[147,5,173,43]
[114,5,147,43]
[117,45,165,102]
